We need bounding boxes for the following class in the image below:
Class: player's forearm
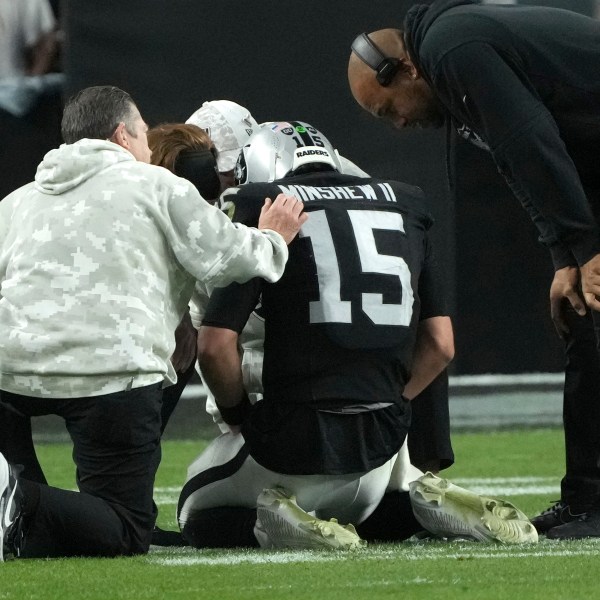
[200,355,249,428]
[198,327,245,408]
[403,347,451,400]
[404,316,454,400]
[199,353,245,409]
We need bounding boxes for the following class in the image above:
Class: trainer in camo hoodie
[0,138,290,398]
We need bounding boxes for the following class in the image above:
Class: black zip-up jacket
[404,0,600,269]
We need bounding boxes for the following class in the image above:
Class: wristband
[216,394,251,426]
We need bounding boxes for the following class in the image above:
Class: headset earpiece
[351,32,400,87]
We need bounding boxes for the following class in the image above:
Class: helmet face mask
[234,121,341,185]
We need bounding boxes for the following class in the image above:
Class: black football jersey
[210,171,444,403]
[203,171,446,474]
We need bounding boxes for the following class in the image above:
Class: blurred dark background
[3,0,594,375]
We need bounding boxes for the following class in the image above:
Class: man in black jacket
[348,0,600,539]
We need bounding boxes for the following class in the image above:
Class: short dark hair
[61,85,138,144]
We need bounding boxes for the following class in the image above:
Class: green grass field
[2,429,599,600]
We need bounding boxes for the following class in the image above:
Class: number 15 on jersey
[300,209,414,327]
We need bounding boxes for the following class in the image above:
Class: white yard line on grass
[452,476,559,497]
[453,476,556,484]
[151,553,342,566]
[148,540,600,567]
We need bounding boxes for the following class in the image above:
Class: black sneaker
[530,501,584,534]
[0,453,25,561]
[547,511,600,540]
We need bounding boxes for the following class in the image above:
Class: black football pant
[0,384,162,557]
[560,306,600,513]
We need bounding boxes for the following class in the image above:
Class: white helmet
[234,121,342,185]
[186,100,257,172]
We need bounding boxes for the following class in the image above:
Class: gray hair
[61,85,138,143]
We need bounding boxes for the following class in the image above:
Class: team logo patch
[295,148,330,158]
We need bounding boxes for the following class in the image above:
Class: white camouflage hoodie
[0,139,288,398]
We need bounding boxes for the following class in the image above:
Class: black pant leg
[408,370,455,472]
[356,491,422,542]
[20,483,140,557]
[0,399,47,484]
[2,384,163,558]
[561,307,600,512]
[64,385,163,554]
[182,507,259,548]
[160,361,197,435]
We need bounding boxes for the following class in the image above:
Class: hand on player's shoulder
[258,193,308,244]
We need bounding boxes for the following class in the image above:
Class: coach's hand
[171,310,198,373]
[258,193,308,244]
[581,253,600,312]
[550,266,586,338]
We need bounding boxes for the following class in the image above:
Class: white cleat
[409,472,538,544]
[255,488,366,550]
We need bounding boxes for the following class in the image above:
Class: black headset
[351,32,400,87]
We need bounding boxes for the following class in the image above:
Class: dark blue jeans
[0,383,162,557]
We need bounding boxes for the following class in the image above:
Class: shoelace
[539,500,565,516]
